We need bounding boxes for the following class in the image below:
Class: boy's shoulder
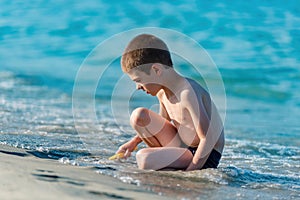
[182,78,209,97]
[185,78,207,92]
[159,78,208,104]
[177,78,211,108]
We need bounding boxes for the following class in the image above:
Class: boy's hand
[115,139,138,159]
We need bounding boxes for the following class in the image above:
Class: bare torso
[158,78,224,153]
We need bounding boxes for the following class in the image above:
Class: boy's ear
[151,63,162,76]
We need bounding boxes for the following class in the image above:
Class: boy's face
[127,67,162,96]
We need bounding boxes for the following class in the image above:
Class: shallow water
[1,1,300,199]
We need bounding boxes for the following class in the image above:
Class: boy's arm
[183,92,223,171]
[116,135,142,158]
[132,134,142,144]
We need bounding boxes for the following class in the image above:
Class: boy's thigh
[136,147,193,170]
[132,108,181,147]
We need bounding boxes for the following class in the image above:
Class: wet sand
[0,144,169,200]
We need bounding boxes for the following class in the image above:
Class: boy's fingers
[116,147,127,155]
[109,146,137,160]
[124,149,131,158]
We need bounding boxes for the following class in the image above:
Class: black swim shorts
[187,147,222,169]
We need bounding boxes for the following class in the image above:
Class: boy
[116,34,224,171]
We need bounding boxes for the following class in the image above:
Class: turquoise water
[1,1,299,199]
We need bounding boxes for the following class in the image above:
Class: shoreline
[0,144,169,200]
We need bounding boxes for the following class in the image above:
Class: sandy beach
[0,144,169,200]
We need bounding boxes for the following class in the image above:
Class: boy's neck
[161,68,186,99]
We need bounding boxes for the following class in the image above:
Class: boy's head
[121,34,173,74]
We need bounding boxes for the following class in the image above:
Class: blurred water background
[0,1,299,199]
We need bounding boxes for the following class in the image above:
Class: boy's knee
[136,149,153,170]
[130,107,150,127]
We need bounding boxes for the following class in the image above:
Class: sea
[0,1,299,199]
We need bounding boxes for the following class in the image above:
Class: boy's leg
[130,107,193,170]
[136,147,193,170]
[130,107,181,147]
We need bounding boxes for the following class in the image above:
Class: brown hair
[121,34,173,74]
